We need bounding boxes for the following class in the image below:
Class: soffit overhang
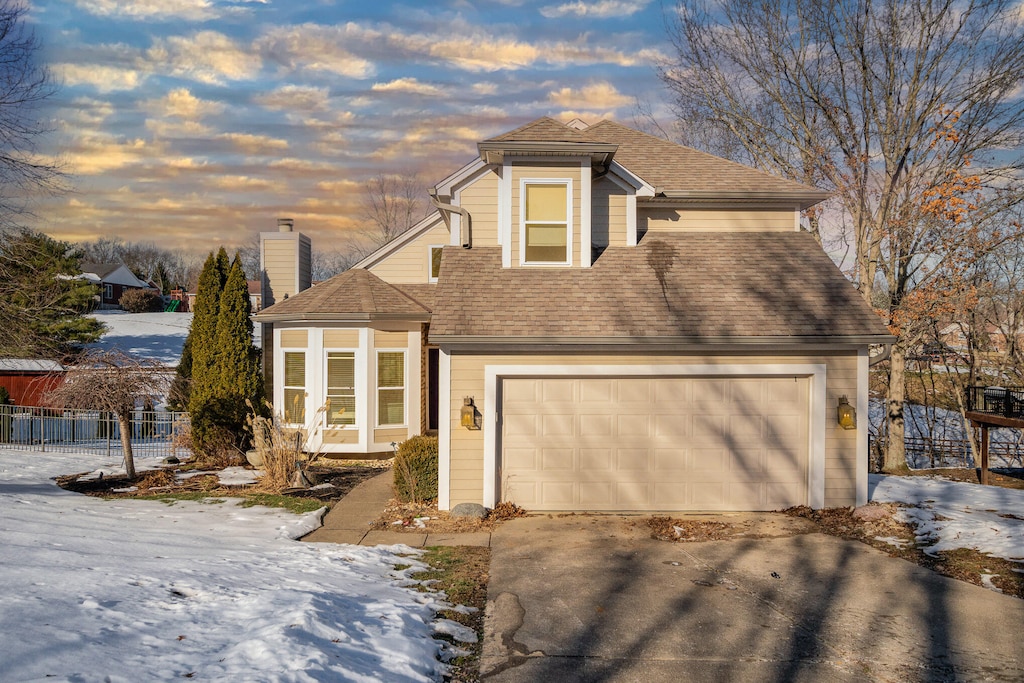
[477,141,618,167]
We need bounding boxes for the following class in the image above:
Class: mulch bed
[370,499,528,534]
[56,463,384,504]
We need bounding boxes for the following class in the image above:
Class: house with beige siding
[255,117,893,512]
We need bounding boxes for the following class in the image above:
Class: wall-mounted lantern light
[837,395,857,430]
[461,397,480,430]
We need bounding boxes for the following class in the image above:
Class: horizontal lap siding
[368,222,450,283]
[641,208,796,232]
[374,427,409,443]
[279,329,308,347]
[323,329,359,347]
[323,430,358,444]
[511,164,582,267]
[459,171,499,246]
[447,352,859,508]
[592,178,627,249]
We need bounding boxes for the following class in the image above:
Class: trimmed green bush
[393,435,438,503]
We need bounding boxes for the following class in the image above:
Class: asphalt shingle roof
[429,231,890,342]
[485,117,825,200]
[485,116,600,143]
[255,268,431,319]
[584,120,823,197]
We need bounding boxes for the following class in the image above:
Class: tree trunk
[883,345,910,474]
[117,413,136,479]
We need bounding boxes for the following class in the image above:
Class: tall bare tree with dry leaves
[0,0,64,226]
[360,171,428,247]
[661,0,1024,471]
[45,350,168,479]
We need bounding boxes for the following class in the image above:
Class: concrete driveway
[481,514,1024,683]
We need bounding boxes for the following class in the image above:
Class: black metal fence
[870,433,1024,469]
[965,386,1024,418]
[0,404,190,460]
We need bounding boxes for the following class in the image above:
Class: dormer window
[522,180,572,265]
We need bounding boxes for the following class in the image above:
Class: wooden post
[980,425,990,485]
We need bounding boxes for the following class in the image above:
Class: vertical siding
[446,351,859,508]
[458,170,499,246]
[510,164,582,267]
[640,208,797,233]
[298,235,312,291]
[368,222,451,284]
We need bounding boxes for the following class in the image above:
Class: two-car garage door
[500,376,809,511]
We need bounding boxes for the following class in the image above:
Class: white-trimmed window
[521,180,571,265]
[283,351,306,424]
[376,350,405,426]
[325,351,356,426]
[428,245,444,283]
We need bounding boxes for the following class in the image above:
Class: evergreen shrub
[393,435,438,503]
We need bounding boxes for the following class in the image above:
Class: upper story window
[522,180,571,265]
[428,245,444,283]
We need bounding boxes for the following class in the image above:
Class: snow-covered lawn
[89,310,193,366]
[0,449,459,682]
[87,310,262,366]
[870,474,1024,563]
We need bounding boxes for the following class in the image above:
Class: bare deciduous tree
[661,0,1024,472]
[45,350,168,479]
[359,171,428,247]
[0,0,64,226]
[77,236,199,292]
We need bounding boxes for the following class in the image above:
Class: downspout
[429,188,473,248]
[869,343,891,366]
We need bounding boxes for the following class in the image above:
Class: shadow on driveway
[481,514,1024,683]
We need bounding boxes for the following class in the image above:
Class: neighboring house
[0,359,66,405]
[80,263,153,309]
[247,280,262,312]
[255,117,894,513]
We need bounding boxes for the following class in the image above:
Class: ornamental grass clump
[393,435,438,503]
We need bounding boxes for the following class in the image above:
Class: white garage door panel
[501,376,809,511]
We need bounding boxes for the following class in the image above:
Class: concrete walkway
[301,471,490,547]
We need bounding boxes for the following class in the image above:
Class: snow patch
[0,449,458,681]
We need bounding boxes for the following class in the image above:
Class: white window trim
[519,178,573,267]
[500,162,512,267]
[437,348,452,509]
[427,244,445,283]
[324,348,358,429]
[375,349,408,428]
[479,363,827,509]
[278,348,308,427]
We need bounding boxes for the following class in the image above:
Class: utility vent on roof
[565,118,589,131]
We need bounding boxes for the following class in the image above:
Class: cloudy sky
[28,0,674,256]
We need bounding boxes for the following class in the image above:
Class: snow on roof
[0,359,65,372]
